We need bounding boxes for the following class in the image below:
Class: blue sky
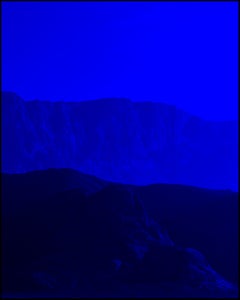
[2,1,238,120]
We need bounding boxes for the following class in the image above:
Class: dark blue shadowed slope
[2,169,238,297]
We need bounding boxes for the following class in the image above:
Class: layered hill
[1,92,238,191]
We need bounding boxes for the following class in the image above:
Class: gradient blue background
[2,1,238,120]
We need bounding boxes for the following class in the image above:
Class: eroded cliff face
[1,92,238,190]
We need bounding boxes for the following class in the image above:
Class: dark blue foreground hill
[1,169,238,297]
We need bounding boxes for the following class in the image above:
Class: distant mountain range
[1,91,238,191]
[2,169,238,297]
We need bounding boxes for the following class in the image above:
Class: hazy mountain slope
[1,92,238,190]
[1,169,238,297]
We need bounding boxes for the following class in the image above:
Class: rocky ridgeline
[2,91,238,191]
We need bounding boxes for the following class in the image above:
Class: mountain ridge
[3,90,236,121]
[1,91,238,191]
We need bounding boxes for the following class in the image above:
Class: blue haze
[2,1,238,120]
[1,3,239,296]
[1,2,238,191]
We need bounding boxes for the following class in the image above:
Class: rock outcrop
[2,169,238,297]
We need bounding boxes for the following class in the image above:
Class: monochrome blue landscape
[1,2,238,298]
